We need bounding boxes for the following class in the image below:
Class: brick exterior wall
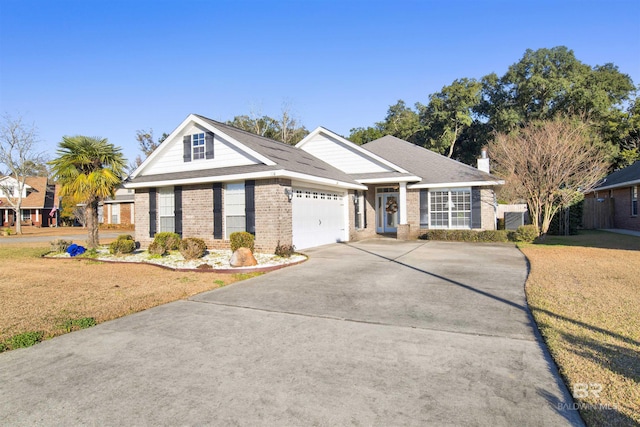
[134,188,151,248]
[254,179,293,252]
[611,187,640,231]
[479,187,497,230]
[134,179,293,252]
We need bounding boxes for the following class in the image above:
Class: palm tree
[49,136,126,248]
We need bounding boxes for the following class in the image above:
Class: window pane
[159,187,174,232]
[226,215,245,236]
[225,183,245,236]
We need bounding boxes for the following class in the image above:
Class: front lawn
[0,242,251,351]
[521,231,640,426]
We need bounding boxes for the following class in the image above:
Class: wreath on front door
[385,197,398,214]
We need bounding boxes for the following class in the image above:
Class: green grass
[0,246,49,259]
[534,230,640,250]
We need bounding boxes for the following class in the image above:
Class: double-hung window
[425,188,471,229]
[225,182,245,237]
[192,133,205,160]
[632,186,638,216]
[159,187,175,232]
[21,209,31,222]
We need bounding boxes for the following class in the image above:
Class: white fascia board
[124,170,281,189]
[279,170,367,190]
[356,176,422,184]
[297,127,410,174]
[130,114,276,180]
[124,169,367,191]
[408,180,505,189]
[594,179,640,191]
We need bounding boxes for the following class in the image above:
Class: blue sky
[1,0,639,165]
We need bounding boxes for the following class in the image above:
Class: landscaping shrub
[116,234,134,241]
[109,238,136,254]
[50,239,72,253]
[513,224,539,242]
[179,237,207,260]
[476,230,510,242]
[548,199,583,235]
[7,331,44,349]
[148,241,166,256]
[152,232,181,251]
[419,229,512,243]
[274,241,296,258]
[230,231,255,252]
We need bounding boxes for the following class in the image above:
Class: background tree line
[348,46,638,169]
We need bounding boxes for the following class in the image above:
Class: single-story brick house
[585,160,640,232]
[101,187,135,226]
[125,114,503,251]
[0,176,60,227]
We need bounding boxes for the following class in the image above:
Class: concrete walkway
[0,240,583,426]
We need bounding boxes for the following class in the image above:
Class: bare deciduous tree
[490,118,609,236]
[0,114,45,234]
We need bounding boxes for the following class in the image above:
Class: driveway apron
[0,240,583,426]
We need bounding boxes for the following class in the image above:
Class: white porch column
[36,209,40,224]
[399,182,407,224]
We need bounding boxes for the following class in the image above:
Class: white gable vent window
[225,182,245,237]
[192,133,205,160]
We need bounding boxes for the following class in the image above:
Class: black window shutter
[213,183,222,239]
[205,132,214,159]
[354,190,360,229]
[471,188,482,229]
[245,180,255,234]
[183,135,192,162]
[149,188,157,237]
[420,189,428,228]
[174,186,183,236]
[363,191,367,228]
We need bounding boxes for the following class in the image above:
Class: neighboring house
[125,114,503,251]
[0,176,60,227]
[102,187,135,226]
[584,160,640,231]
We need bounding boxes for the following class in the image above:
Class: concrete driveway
[0,239,583,426]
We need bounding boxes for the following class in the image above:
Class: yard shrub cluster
[179,237,207,260]
[512,225,538,242]
[230,231,255,253]
[109,234,136,254]
[50,239,72,253]
[153,232,181,251]
[274,241,296,258]
[419,225,537,243]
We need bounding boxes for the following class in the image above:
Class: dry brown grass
[0,239,247,346]
[522,231,640,426]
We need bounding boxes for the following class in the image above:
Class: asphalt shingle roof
[194,115,361,186]
[594,160,640,190]
[0,176,57,209]
[362,135,499,185]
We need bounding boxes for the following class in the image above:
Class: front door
[377,193,399,233]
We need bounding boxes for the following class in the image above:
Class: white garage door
[292,188,346,250]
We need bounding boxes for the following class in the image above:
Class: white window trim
[225,182,245,239]
[428,188,472,230]
[192,133,205,161]
[159,187,175,233]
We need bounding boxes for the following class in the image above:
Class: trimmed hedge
[419,225,540,243]
[230,231,255,253]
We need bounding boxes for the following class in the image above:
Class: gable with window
[420,188,471,229]
[183,131,214,162]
